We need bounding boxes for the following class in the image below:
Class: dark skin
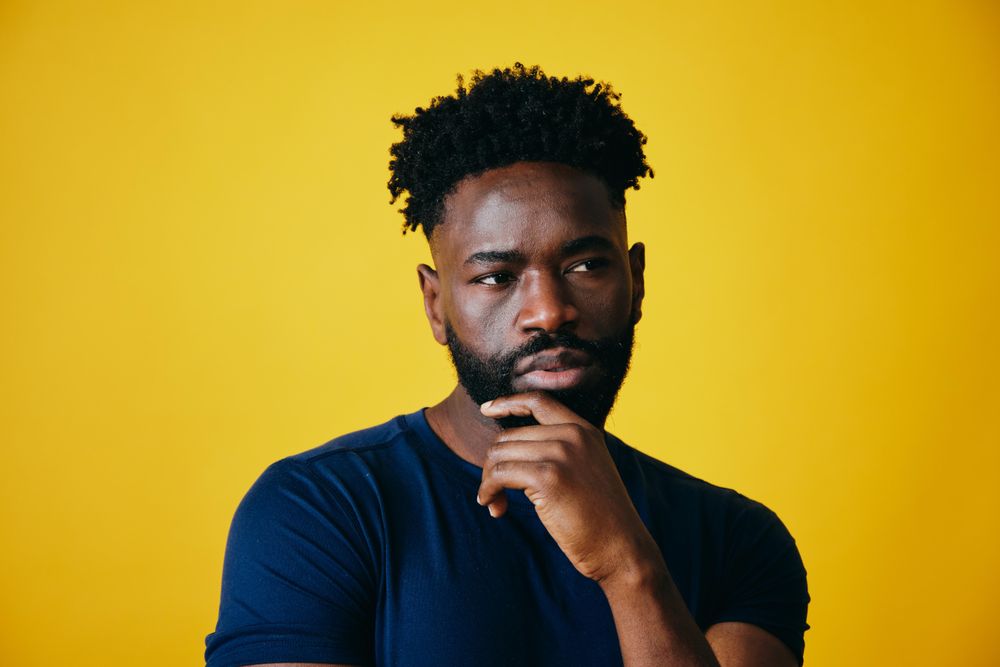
[247,161,796,667]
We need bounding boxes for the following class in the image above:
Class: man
[205,64,810,667]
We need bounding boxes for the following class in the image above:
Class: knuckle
[497,427,522,441]
[551,440,572,461]
[538,462,561,487]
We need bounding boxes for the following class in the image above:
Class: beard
[445,322,635,430]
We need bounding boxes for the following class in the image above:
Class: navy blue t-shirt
[205,409,809,666]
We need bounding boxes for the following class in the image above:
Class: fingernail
[480,400,493,411]
[476,493,483,506]
[488,505,497,518]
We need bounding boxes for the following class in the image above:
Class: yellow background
[2,1,998,665]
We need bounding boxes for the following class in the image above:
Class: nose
[516,272,579,334]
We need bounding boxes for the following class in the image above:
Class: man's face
[418,161,646,428]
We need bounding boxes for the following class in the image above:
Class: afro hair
[388,63,653,237]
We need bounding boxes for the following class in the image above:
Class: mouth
[513,348,596,392]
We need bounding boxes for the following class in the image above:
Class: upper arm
[706,621,798,667]
[205,460,379,667]
[710,497,811,664]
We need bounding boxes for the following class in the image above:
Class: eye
[473,272,516,286]
[566,258,609,273]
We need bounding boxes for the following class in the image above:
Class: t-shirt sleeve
[712,495,811,665]
[205,458,378,667]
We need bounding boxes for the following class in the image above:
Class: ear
[627,242,646,325]
[417,264,448,345]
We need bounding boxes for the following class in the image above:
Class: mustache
[495,331,620,369]
[444,321,636,430]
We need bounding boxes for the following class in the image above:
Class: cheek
[575,278,633,329]
[444,285,515,348]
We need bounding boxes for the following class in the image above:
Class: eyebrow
[560,235,616,256]
[463,235,616,267]
[464,249,525,266]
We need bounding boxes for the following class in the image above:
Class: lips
[513,348,595,391]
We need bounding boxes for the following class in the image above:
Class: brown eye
[567,258,609,273]
[475,272,515,285]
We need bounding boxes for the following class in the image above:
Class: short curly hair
[388,63,653,238]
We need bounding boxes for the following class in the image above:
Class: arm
[205,460,377,667]
[705,623,799,666]
[235,626,797,667]
[600,557,797,666]
[478,393,799,667]
[599,542,720,666]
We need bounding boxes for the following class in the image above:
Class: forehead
[430,162,626,264]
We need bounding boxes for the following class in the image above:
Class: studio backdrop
[1,1,998,665]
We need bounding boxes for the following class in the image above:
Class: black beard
[445,323,635,430]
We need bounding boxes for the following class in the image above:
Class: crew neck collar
[403,408,541,509]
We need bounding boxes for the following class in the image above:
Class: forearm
[600,544,720,667]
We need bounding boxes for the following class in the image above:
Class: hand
[478,391,662,585]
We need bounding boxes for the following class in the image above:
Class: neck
[425,385,503,468]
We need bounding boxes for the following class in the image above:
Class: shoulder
[606,433,766,514]
[607,433,802,564]
[220,414,426,577]
[254,411,426,490]
[289,412,415,464]
[606,435,809,662]
[207,420,413,667]
[234,412,425,532]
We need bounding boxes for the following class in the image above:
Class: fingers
[478,490,508,518]
[487,439,566,461]
[495,423,588,444]
[477,455,561,518]
[480,391,590,427]
[476,394,598,520]
[477,439,568,519]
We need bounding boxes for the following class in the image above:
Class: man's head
[388,65,652,428]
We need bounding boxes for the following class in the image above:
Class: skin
[248,161,796,667]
